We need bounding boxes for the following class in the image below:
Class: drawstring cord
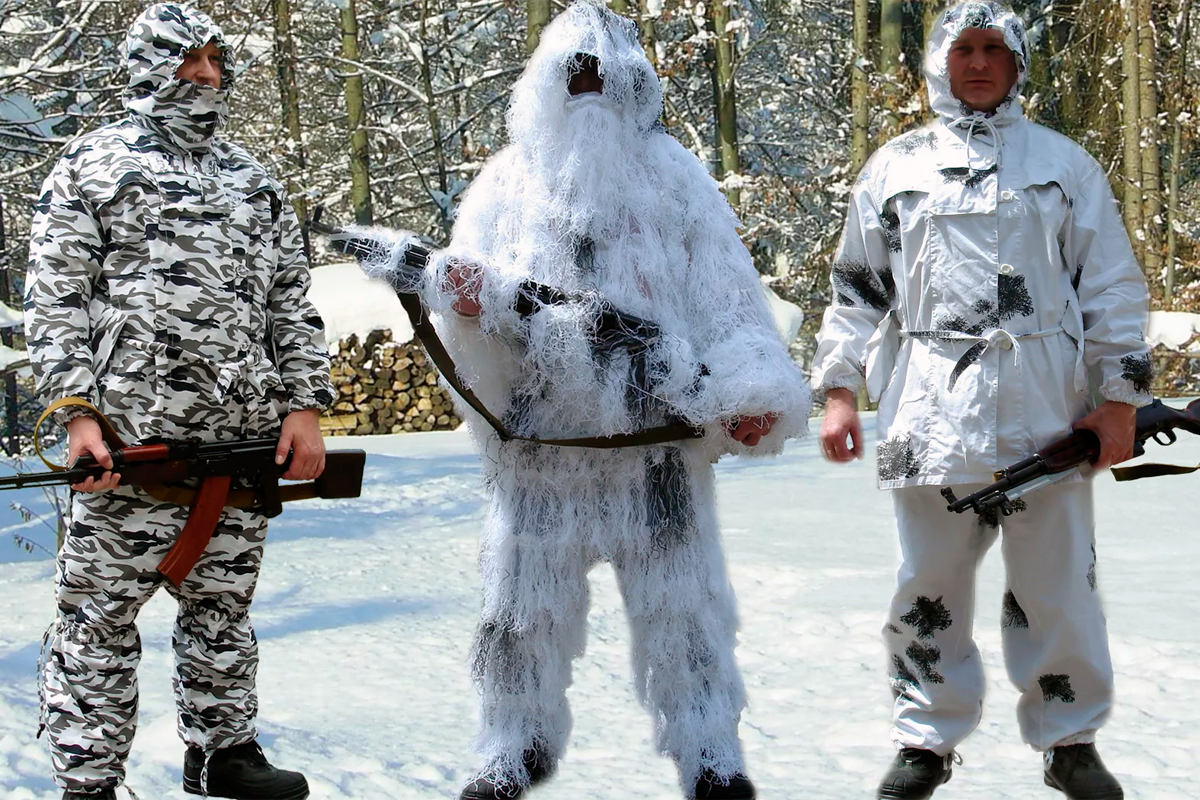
[950,114,1003,171]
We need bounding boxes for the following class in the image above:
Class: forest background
[1,0,1199,450]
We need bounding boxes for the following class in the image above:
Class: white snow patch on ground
[1,408,1198,798]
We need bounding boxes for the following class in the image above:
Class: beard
[522,94,647,238]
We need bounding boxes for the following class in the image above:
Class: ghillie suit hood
[123,3,234,150]
[506,0,663,146]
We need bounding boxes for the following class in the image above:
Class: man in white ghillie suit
[342,2,806,797]
[26,4,331,799]
[813,3,1151,799]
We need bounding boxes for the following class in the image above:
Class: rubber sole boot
[1044,743,1124,799]
[459,749,554,800]
[184,741,309,799]
[693,771,756,799]
[877,748,955,799]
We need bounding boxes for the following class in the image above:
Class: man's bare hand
[819,387,863,463]
[1074,400,1137,471]
[726,414,777,447]
[65,415,120,492]
[276,409,326,481]
[446,260,483,317]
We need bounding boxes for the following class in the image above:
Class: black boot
[876,748,956,799]
[63,790,117,800]
[183,740,309,800]
[693,770,756,799]
[1044,743,1124,799]
[459,749,555,800]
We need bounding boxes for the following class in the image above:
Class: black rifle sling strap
[1111,462,1200,481]
[394,290,703,449]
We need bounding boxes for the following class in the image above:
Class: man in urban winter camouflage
[25,5,333,799]
[813,3,1149,800]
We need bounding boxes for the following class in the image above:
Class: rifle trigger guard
[1155,430,1177,447]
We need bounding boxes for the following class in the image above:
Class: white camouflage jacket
[25,4,333,444]
[811,1,1152,489]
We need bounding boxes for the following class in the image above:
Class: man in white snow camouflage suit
[813,3,1150,799]
[25,5,334,799]
[387,3,810,799]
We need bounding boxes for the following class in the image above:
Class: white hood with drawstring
[811,0,1152,489]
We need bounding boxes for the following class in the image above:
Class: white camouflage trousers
[885,479,1114,755]
[43,485,266,792]
[471,447,747,792]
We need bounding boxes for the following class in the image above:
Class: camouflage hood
[924,1,1030,127]
[123,3,234,151]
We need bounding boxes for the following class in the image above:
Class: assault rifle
[0,438,366,586]
[307,208,703,449]
[941,398,1200,516]
[307,207,661,355]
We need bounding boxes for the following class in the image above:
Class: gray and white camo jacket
[26,3,333,444]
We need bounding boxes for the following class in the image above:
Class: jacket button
[1000,190,1016,202]
[999,263,1015,275]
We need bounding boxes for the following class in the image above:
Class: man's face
[176,40,222,89]
[947,27,1017,112]
[567,53,603,97]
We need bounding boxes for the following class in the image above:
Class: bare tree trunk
[881,0,903,75]
[0,198,17,456]
[1165,0,1191,303]
[339,0,373,225]
[638,0,658,69]
[419,0,451,237]
[1137,0,1161,277]
[609,0,629,14]
[1121,0,1144,260]
[710,0,740,209]
[851,0,870,173]
[273,0,310,255]
[527,0,550,54]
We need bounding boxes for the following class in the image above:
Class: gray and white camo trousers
[43,484,267,792]
[885,479,1113,755]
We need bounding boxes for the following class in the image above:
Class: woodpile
[320,329,462,436]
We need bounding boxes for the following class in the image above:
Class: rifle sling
[1111,462,1200,481]
[395,290,703,449]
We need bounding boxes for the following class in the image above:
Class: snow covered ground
[1,407,1199,799]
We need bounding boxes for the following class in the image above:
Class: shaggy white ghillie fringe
[326,225,426,295]
[405,1,811,793]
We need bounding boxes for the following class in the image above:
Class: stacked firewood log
[320,329,461,436]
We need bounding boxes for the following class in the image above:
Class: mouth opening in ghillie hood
[123,3,235,151]
[506,0,663,147]
[925,1,1031,126]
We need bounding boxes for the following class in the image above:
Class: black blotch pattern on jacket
[939,164,998,189]
[1038,673,1076,703]
[998,274,1034,319]
[1002,590,1029,629]
[878,435,921,481]
[889,130,938,156]
[1072,264,1084,292]
[885,623,903,635]
[905,641,945,684]
[1119,353,1154,395]
[880,204,902,253]
[832,259,892,312]
[900,595,953,639]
